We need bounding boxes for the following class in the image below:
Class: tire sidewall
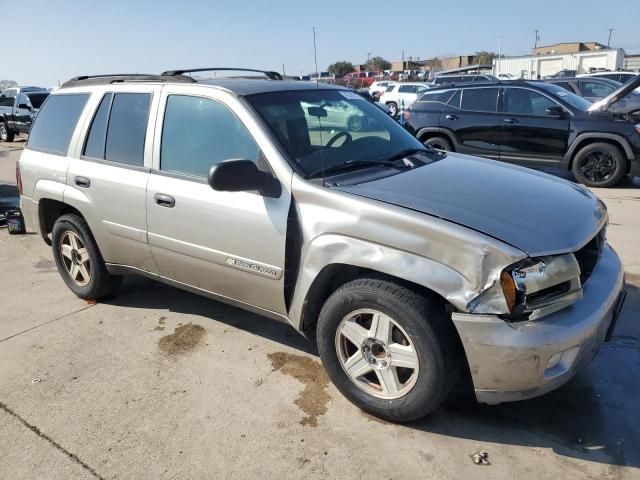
[572,143,626,188]
[52,216,101,298]
[317,284,449,421]
[0,122,7,142]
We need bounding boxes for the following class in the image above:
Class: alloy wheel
[59,231,91,287]
[580,150,616,184]
[335,309,419,399]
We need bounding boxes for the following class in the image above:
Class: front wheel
[571,142,626,188]
[423,135,452,151]
[52,214,122,300]
[317,278,460,422]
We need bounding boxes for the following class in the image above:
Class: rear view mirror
[208,159,281,198]
[307,106,328,118]
[545,106,564,117]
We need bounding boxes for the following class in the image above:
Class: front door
[499,87,570,166]
[146,88,292,315]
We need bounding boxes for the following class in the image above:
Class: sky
[3,0,639,87]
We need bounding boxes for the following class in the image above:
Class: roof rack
[60,74,195,89]
[161,67,283,80]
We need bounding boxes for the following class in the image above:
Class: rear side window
[461,88,499,112]
[506,88,556,115]
[399,85,417,93]
[553,82,574,92]
[419,89,455,103]
[160,95,259,178]
[28,94,89,155]
[83,92,151,167]
[385,85,396,92]
[579,81,616,98]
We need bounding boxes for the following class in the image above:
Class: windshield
[247,89,426,177]
[534,82,593,111]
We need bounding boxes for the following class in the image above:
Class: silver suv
[17,68,626,422]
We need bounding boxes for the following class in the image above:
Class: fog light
[547,352,563,370]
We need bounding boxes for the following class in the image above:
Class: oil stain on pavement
[159,323,206,354]
[268,352,330,427]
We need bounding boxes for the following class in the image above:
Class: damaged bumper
[452,244,625,404]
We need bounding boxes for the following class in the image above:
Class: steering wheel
[325,131,353,148]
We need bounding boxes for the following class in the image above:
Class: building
[532,41,608,56]
[493,48,625,79]
[624,54,640,72]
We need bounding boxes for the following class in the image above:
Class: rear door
[499,86,570,166]
[145,86,292,315]
[449,86,501,159]
[66,85,160,271]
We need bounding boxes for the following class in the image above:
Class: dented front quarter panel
[287,175,527,330]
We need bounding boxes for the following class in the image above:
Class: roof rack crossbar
[162,67,283,80]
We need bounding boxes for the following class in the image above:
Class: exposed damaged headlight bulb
[512,260,548,292]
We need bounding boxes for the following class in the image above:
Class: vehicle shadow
[106,274,640,470]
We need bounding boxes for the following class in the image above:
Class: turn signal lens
[501,271,517,312]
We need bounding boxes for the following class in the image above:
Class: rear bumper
[452,244,625,404]
[19,195,40,234]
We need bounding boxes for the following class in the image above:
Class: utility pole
[607,28,614,47]
[402,50,405,70]
[534,30,540,49]
[367,52,372,64]
[498,36,502,75]
[282,63,286,76]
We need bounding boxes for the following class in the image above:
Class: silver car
[17,69,626,422]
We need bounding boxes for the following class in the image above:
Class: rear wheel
[571,142,626,188]
[317,278,460,422]
[0,121,14,142]
[52,214,122,300]
[423,135,452,151]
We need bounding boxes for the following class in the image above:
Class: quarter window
[506,88,556,115]
[27,94,89,155]
[461,88,499,112]
[160,95,259,178]
[83,93,112,159]
[419,89,455,104]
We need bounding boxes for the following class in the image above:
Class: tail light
[16,161,23,195]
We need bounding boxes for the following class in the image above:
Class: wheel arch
[38,198,84,246]
[416,127,458,151]
[565,134,633,172]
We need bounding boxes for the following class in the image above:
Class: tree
[367,56,391,71]
[474,51,500,65]
[328,61,355,77]
[0,80,17,92]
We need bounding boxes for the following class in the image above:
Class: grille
[574,227,606,284]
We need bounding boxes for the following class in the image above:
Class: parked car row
[405,77,640,187]
[0,86,50,141]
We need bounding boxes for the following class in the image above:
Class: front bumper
[452,244,625,404]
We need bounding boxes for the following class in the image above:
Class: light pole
[497,36,502,75]
[607,28,614,47]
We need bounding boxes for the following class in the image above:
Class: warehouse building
[493,48,625,79]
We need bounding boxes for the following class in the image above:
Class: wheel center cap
[71,250,81,265]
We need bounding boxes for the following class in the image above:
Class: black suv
[405,79,640,187]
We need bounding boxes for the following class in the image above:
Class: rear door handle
[74,176,90,188]
[154,193,175,208]
[445,114,458,120]
[503,118,519,124]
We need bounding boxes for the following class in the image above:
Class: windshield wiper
[381,147,443,163]
[308,159,411,178]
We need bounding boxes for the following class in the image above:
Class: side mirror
[545,105,565,117]
[208,159,281,198]
[18,103,31,110]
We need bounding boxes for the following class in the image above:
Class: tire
[347,115,364,132]
[571,142,626,188]
[423,135,452,151]
[51,213,122,300]
[0,121,15,142]
[386,102,398,117]
[317,278,461,422]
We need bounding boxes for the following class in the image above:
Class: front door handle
[154,193,175,208]
[75,176,90,188]
[445,114,458,120]
[503,118,519,124]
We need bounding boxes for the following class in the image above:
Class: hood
[589,74,640,112]
[334,154,606,256]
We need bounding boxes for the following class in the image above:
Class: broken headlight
[501,254,583,320]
